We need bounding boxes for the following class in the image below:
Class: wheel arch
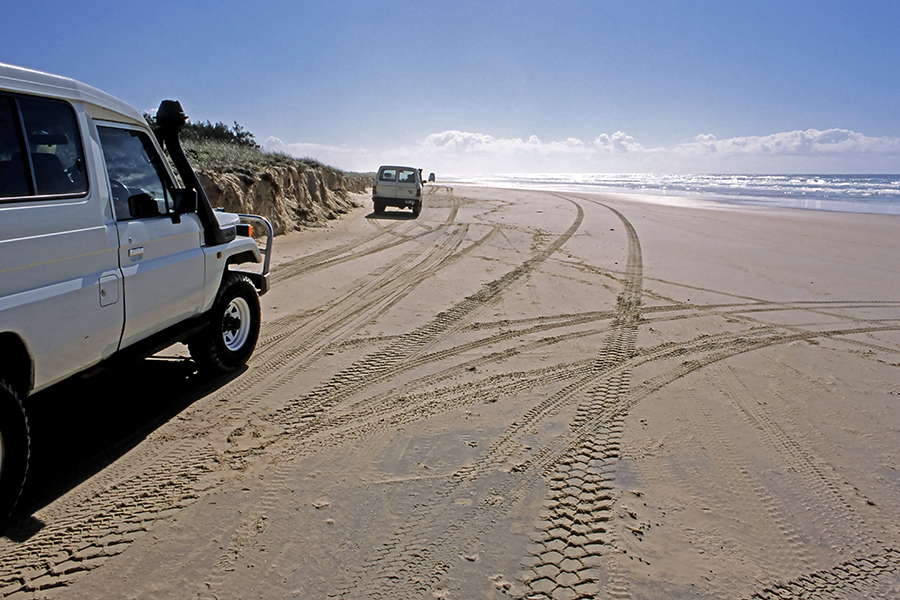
[226,249,259,267]
[225,249,269,295]
[0,332,33,397]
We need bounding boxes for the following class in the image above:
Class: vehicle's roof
[0,62,146,126]
[378,165,418,170]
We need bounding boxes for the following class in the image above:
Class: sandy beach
[2,184,899,599]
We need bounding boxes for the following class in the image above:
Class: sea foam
[454,173,900,214]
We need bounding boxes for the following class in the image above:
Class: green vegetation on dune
[144,113,365,179]
[182,138,320,172]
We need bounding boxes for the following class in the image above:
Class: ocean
[454,173,900,215]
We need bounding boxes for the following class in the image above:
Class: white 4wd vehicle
[0,63,273,522]
[372,165,423,217]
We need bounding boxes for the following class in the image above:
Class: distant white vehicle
[372,165,423,217]
[0,63,274,522]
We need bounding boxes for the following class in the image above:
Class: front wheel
[189,273,261,373]
[0,379,29,525]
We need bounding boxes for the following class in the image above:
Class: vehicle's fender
[199,237,262,311]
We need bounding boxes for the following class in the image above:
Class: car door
[377,167,398,198]
[0,94,124,392]
[396,168,419,201]
[96,124,206,349]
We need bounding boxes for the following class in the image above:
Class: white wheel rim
[222,296,252,352]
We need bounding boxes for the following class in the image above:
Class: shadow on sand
[2,355,242,541]
[365,210,417,220]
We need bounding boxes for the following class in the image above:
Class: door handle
[128,247,144,258]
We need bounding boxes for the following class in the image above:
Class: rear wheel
[0,379,29,525]
[189,273,261,373]
[412,199,422,218]
[374,200,385,214]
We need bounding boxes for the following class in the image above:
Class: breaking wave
[455,173,900,214]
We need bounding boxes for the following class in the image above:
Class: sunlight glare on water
[455,173,900,214]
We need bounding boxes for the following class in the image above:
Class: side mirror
[173,188,198,213]
[128,193,162,218]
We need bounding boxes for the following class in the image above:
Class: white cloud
[262,136,375,170]
[668,129,900,173]
[420,131,585,155]
[675,128,896,157]
[413,130,640,172]
[593,131,646,154]
[267,129,900,175]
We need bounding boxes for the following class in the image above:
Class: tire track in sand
[265,200,585,433]
[324,197,900,599]
[270,191,459,284]
[4,187,898,598]
[748,547,900,600]
[328,201,640,599]
[200,198,586,600]
[520,201,642,600]
[0,203,480,596]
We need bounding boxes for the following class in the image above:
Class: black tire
[374,200,385,214]
[412,199,422,218]
[0,379,29,525]
[188,272,261,373]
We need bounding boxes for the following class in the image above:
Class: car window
[398,169,416,183]
[98,126,173,221]
[0,97,29,198]
[379,169,397,182]
[0,95,88,199]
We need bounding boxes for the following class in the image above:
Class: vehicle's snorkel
[154,100,228,246]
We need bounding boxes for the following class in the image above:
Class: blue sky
[3,0,899,174]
